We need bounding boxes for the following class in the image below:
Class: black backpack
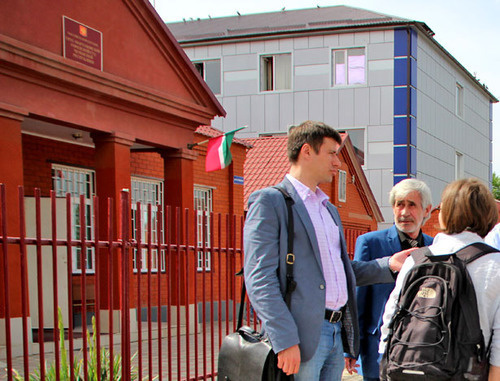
[380,242,496,381]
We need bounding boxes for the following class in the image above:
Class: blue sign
[233,176,244,185]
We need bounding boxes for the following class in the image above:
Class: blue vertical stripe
[393,28,418,183]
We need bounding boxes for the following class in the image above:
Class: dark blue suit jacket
[354,225,433,378]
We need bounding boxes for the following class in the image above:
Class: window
[193,59,221,95]
[194,187,212,271]
[332,48,366,86]
[456,82,464,118]
[339,128,365,166]
[338,170,347,203]
[131,177,164,272]
[260,53,291,91]
[52,164,95,273]
[455,151,464,179]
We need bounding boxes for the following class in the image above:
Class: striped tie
[407,239,419,248]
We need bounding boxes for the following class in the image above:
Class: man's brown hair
[287,120,342,163]
[440,178,498,238]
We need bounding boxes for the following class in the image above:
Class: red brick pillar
[0,104,28,349]
[92,132,133,322]
[162,148,197,213]
[161,148,197,306]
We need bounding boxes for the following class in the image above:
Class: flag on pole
[205,127,245,172]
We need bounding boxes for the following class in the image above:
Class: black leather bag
[217,325,281,381]
[217,187,295,381]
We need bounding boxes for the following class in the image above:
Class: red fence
[0,185,254,380]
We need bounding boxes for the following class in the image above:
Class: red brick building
[0,0,252,352]
[244,133,384,258]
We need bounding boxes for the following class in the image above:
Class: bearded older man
[352,178,434,381]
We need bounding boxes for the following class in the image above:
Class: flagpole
[187,138,210,149]
[187,126,246,150]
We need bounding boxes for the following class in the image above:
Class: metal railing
[0,184,252,380]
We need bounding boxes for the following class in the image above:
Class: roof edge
[410,22,498,103]
[139,0,227,116]
[174,17,497,103]
[340,134,384,222]
[175,20,417,45]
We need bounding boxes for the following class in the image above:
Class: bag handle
[237,186,296,330]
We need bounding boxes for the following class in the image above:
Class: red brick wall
[422,208,440,238]
[130,152,164,179]
[22,134,94,196]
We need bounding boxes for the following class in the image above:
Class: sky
[151,0,500,175]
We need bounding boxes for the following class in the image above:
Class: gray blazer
[244,178,393,361]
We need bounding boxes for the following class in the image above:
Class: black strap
[410,246,433,264]
[411,242,497,265]
[273,186,297,307]
[236,186,296,329]
[455,242,498,264]
[237,268,246,330]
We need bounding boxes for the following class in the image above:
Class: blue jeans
[295,320,344,381]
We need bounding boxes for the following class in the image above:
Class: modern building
[167,6,498,227]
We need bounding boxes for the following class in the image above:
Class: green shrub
[9,308,155,380]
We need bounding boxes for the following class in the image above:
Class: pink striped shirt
[286,175,348,310]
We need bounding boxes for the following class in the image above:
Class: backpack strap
[455,242,498,264]
[272,186,297,308]
[410,246,434,264]
[454,242,498,359]
[410,242,497,265]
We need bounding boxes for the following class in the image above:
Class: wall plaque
[63,16,102,70]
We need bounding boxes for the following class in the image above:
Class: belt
[325,309,343,323]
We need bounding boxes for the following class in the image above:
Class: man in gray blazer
[244,121,409,380]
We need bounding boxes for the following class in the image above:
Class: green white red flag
[205,127,245,172]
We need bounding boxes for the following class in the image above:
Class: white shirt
[379,231,500,367]
[485,223,500,251]
[286,174,348,310]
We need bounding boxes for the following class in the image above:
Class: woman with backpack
[378,178,500,380]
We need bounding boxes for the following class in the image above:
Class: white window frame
[194,186,213,272]
[331,47,366,87]
[455,151,464,180]
[131,177,164,273]
[338,170,347,203]
[52,164,95,274]
[338,127,366,167]
[260,53,292,92]
[193,59,221,95]
[456,82,464,118]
